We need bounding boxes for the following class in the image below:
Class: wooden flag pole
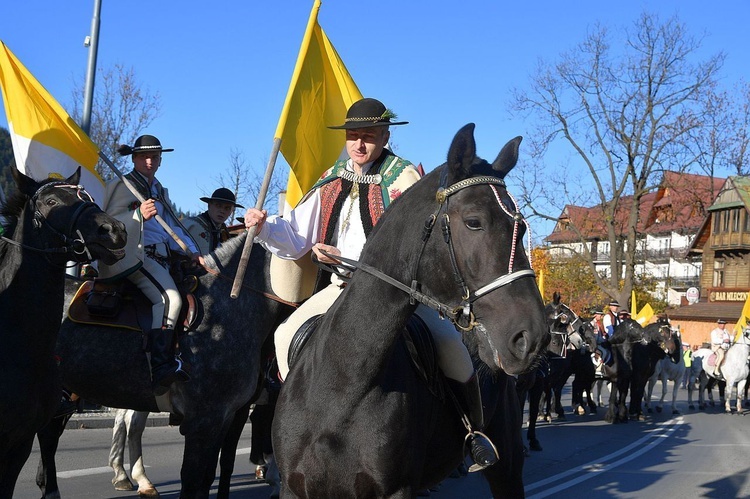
[98,151,194,257]
[231,138,282,298]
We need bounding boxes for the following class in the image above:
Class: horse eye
[45,199,58,207]
[464,218,483,231]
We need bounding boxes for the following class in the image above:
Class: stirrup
[465,430,499,472]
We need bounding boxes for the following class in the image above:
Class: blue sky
[2,1,749,239]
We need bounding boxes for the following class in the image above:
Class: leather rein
[323,173,536,333]
[0,181,98,262]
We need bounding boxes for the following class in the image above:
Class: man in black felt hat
[243,97,500,471]
[184,188,244,255]
[97,134,200,395]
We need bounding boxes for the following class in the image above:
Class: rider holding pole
[244,98,499,471]
[97,134,200,395]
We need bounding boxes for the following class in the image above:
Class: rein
[0,182,98,262]
[323,173,536,332]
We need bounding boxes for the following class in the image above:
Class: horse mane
[203,232,247,269]
[609,319,645,345]
[0,189,26,233]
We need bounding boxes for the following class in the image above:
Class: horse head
[6,167,127,265]
[396,123,548,375]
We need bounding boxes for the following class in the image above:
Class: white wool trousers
[128,255,182,330]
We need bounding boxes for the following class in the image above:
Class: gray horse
[38,235,294,498]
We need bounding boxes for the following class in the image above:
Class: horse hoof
[672,409,680,415]
[647,407,653,414]
[656,406,662,413]
[113,479,134,491]
[556,414,566,421]
[137,486,159,498]
[689,404,695,410]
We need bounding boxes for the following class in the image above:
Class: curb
[65,411,171,430]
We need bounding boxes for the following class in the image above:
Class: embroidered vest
[310,150,418,245]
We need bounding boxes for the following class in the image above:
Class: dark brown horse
[273,124,548,498]
[0,167,126,497]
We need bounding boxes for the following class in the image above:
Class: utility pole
[81,0,102,134]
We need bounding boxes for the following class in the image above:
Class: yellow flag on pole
[635,303,654,326]
[734,292,750,339]
[0,41,104,205]
[276,0,363,208]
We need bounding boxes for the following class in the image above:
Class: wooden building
[668,176,750,346]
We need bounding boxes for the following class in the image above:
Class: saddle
[287,314,444,398]
[67,269,200,337]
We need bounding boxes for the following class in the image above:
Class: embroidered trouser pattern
[273,282,473,382]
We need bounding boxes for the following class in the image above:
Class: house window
[722,210,731,233]
[713,213,720,234]
[733,208,741,232]
[713,259,725,287]
[745,210,750,232]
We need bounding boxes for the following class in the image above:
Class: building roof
[667,300,744,322]
[545,171,723,244]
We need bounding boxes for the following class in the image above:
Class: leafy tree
[510,12,729,307]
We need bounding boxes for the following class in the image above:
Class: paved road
[12,381,750,498]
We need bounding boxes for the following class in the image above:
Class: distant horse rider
[97,134,201,395]
[710,319,732,379]
[590,307,610,377]
[184,188,244,255]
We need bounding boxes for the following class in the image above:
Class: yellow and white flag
[0,41,104,205]
[276,0,363,209]
[635,303,654,326]
[734,292,750,340]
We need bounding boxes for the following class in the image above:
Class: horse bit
[1,181,98,262]
[325,171,536,333]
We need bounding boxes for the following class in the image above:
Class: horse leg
[265,455,281,499]
[36,414,70,499]
[180,418,228,498]
[0,437,34,498]
[125,410,157,498]
[645,375,656,413]
[109,408,135,491]
[670,373,681,414]
[527,381,543,451]
[737,379,747,413]
[216,400,252,499]
[658,373,668,413]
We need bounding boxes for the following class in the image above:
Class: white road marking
[57,447,253,479]
[525,417,683,498]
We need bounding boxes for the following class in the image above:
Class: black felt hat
[117,134,174,156]
[328,98,409,130]
[717,319,727,324]
[200,188,244,209]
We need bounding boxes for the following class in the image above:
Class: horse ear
[553,291,561,305]
[66,166,82,185]
[446,123,477,180]
[11,165,41,197]
[491,136,522,178]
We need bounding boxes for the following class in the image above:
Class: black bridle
[1,181,98,262]
[324,173,535,333]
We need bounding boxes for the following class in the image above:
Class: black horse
[603,318,668,423]
[569,320,599,416]
[0,167,126,497]
[273,124,549,498]
[36,234,294,498]
[516,294,581,453]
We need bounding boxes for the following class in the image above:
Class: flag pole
[230,0,321,299]
[230,139,282,298]
[98,151,194,257]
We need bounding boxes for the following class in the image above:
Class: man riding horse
[97,135,202,395]
[244,97,499,471]
[710,319,733,379]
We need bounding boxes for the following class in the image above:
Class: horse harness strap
[1,181,98,261]
[321,173,536,332]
